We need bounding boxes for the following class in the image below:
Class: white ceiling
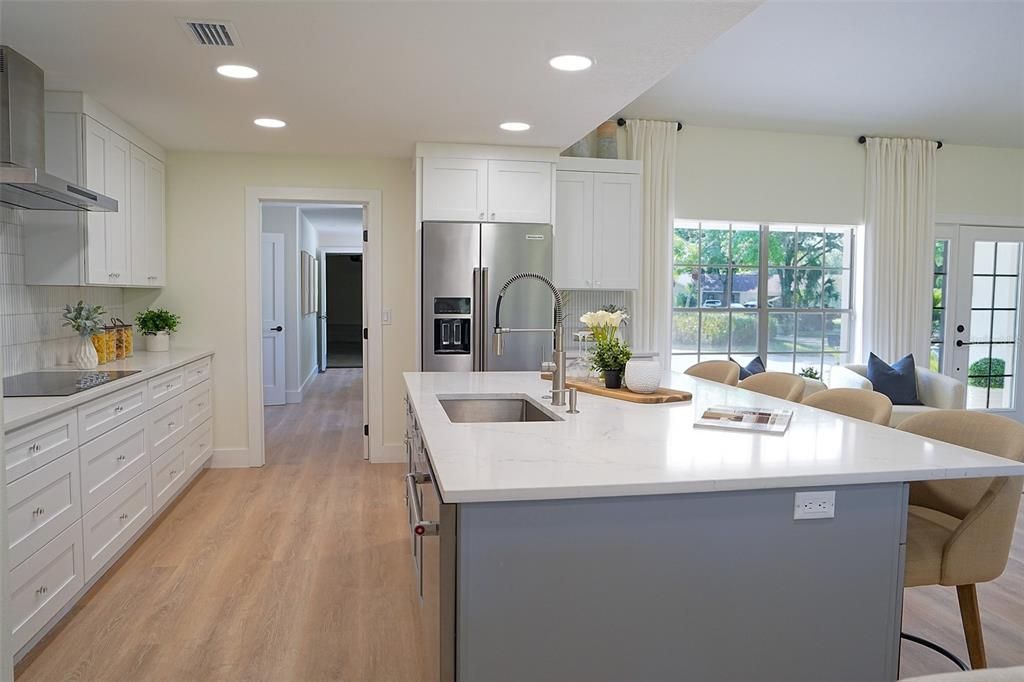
[622,1,1024,148]
[0,1,757,157]
[300,206,362,234]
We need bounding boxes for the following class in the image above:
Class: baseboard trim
[373,442,405,464]
[210,447,253,468]
[286,366,319,404]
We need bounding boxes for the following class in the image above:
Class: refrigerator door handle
[472,267,482,371]
[479,267,488,372]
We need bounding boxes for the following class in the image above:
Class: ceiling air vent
[179,19,239,47]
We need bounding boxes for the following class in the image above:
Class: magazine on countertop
[694,405,793,434]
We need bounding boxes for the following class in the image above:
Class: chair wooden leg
[956,584,987,669]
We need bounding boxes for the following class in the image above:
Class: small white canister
[624,359,661,394]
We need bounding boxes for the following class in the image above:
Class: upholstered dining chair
[801,388,893,425]
[737,372,805,402]
[897,411,1024,669]
[684,360,740,386]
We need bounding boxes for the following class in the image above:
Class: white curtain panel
[626,119,677,375]
[860,137,937,365]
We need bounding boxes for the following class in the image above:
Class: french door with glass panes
[950,226,1024,420]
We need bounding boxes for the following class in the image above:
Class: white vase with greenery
[62,301,105,370]
[135,308,181,352]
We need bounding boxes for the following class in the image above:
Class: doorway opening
[253,192,375,463]
[321,252,364,370]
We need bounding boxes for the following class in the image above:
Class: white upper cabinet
[84,117,131,285]
[422,158,487,221]
[24,93,166,288]
[421,156,552,224]
[130,145,166,286]
[553,159,642,290]
[553,171,594,289]
[485,160,552,223]
[592,172,641,290]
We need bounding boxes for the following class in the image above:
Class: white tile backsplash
[0,207,125,376]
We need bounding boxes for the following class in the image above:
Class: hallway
[16,370,426,681]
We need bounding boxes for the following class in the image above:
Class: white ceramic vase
[73,335,99,370]
[145,331,170,352]
[624,359,661,394]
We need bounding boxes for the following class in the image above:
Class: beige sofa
[828,364,966,427]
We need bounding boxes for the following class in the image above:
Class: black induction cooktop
[3,370,142,397]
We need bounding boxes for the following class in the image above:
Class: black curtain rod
[858,135,942,150]
[617,117,682,132]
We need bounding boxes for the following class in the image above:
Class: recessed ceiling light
[254,118,286,128]
[216,64,258,79]
[500,121,530,132]
[549,54,593,72]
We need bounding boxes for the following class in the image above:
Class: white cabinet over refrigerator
[554,157,642,290]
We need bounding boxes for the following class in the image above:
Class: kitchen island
[403,371,1024,682]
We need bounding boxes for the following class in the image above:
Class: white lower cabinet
[7,452,81,569]
[81,469,152,581]
[147,392,187,455]
[184,382,213,432]
[9,520,85,652]
[151,442,188,513]
[185,419,213,476]
[79,415,149,513]
[6,360,214,657]
[4,411,78,483]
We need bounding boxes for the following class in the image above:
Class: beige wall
[126,152,415,455]
[675,124,1024,225]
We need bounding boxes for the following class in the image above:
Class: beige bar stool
[684,360,740,386]
[897,411,1024,669]
[801,388,893,425]
[737,371,805,402]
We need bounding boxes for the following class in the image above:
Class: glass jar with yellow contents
[103,322,117,362]
[118,318,134,357]
[92,332,108,364]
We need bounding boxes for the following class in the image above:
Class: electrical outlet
[793,490,836,520]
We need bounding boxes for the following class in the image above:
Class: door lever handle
[270,326,283,332]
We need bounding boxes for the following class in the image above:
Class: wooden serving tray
[540,373,692,404]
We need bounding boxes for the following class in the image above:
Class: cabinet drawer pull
[35,585,48,596]
[197,402,205,408]
[404,472,438,537]
[168,421,176,429]
[199,443,206,449]
[119,512,129,521]
[165,383,174,390]
[31,506,45,517]
[116,454,127,462]
[114,405,125,414]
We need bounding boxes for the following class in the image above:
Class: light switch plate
[382,308,392,325]
[794,490,836,520]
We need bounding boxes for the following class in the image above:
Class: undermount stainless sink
[439,395,561,423]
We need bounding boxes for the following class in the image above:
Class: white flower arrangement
[580,308,628,342]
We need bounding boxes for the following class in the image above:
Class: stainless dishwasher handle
[405,472,439,537]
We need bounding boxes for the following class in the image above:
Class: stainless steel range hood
[0,45,117,212]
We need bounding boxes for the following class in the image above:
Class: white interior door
[262,233,286,406]
[361,206,370,460]
[318,252,328,373]
[951,226,1024,420]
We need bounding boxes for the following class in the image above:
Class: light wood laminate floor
[14,369,1024,680]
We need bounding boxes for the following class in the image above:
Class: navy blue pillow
[731,356,765,380]
[867,353,922,406]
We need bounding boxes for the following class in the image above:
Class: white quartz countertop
[404,371,1024,504]
[3,348,214,431]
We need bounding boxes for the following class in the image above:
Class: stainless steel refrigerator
[422,222,554,372]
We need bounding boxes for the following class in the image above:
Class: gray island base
[404,371,1024,681]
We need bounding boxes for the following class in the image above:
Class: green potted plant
[591,337,633,389]
[135,308,181,352]
[62,301,105,369]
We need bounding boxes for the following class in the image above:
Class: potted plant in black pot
[135,308,181,352]
[592,336,633,389]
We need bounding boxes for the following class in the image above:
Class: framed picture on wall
[300,251,314,315]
